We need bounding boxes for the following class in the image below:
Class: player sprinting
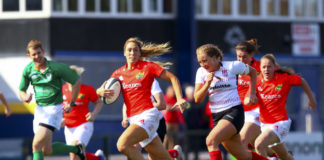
[19,40,85,160]
[194,44,268,160]
[97,37,187,160]
[62,65,106,160]
[254,54,316,160]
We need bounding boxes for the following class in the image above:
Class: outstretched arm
[0,92,12,117]
[300,78,316,111]
[159,70,187,113]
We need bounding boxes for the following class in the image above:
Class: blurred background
[0,0,323,159]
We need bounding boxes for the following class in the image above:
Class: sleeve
[195,67,205,84]
[149,62,164,77]
[151,79,163,95]
[56,63,79,85]
[19,67,30,91]
[287,74,302,86]
[230,61,249,75]
[88,86,99,103]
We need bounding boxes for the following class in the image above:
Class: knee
[116,140,128,154]
[32,141,42,152]
[206,135,218,148]
[254,140,264,153]
[43,149,52,156]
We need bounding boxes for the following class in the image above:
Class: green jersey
[19,59,79,106]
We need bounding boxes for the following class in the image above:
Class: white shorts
[261,119,291,142]
[244,108,260,126]
[128,108,161,147]
[33,104,63,133]
[64,122,94,146]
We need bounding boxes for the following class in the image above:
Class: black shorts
[157,118,166,142]
[212,104,245,134]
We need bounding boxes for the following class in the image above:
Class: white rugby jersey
[195,61,249,113]
[151,78,164,119]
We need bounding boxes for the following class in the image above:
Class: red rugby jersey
[111,60,164,117]
[237,57,261,111]
[256,72,301,123]
[63,84,99,128]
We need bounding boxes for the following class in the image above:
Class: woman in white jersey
[194,44,268,160]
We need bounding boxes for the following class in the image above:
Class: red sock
[209,150,222,160]
[168,149,179,158]
[249,151,269,160]
[86,152,100,160]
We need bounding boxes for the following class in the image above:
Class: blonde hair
[70,65,85,76]
[196,44,223,61]
[124,37,173,69]
[26,40,43,53]
[235,38,260,54]
[261,54,295,75]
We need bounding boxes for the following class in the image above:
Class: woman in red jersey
[235,39,261,149]
[97,37,187,160]
[194,44,268,160]
[254,54,316,160]
[62,65,106,160]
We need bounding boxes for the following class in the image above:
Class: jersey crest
[136,72,145,79]
[275,84,283,91]
[78,93,85,99]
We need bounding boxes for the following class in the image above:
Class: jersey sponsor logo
[275,84,283,91]
[210,84,231,90]
[78,93,85,99]
[122,83,142,89]
[238,79,250,86]
[260,93,282,100]
[136,72,145,79]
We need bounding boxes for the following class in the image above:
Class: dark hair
[235,38,259,54]
[196,44,223,61]
[261,54,295,75]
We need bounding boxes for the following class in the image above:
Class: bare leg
[239,122,261,148]
[116,124,148,160]
[145,137,172,160]
[255,129,279,157]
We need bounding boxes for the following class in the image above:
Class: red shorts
[163,110,184,124]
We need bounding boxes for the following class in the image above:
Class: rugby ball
[102,78,121,104]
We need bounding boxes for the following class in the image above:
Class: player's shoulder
[81,84,95,90]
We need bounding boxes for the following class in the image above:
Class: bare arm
[86,99,104,121]
[62,78,81,113]
[70,79,81,103]
[0,92,12,117]
[19,90,32,103]
[96,81,114,98]
[244,66,258,105]
[153,92,166,110]
[159,70,187,112]
[300,78,317,111]
[121,103,129,128]
[194,72,214,104]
